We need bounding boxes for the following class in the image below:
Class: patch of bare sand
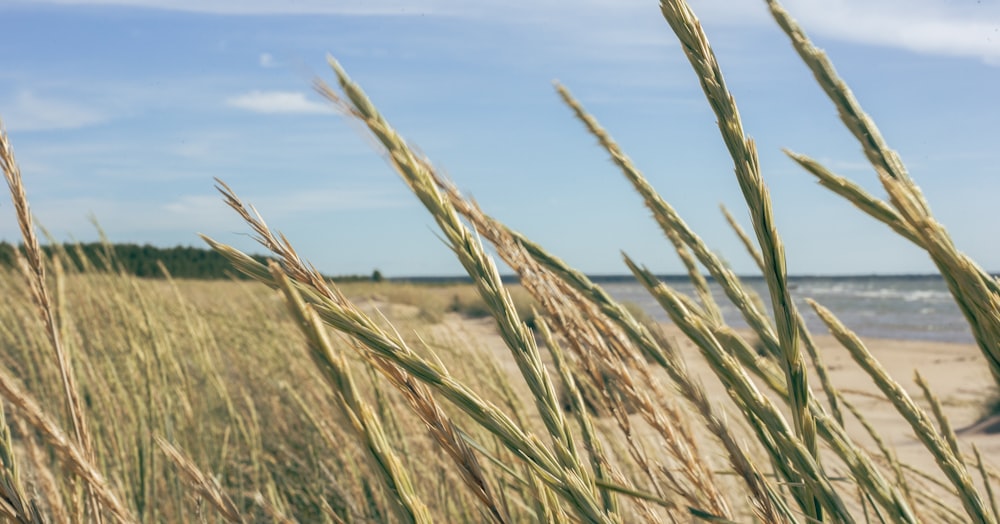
[427,311,999,516]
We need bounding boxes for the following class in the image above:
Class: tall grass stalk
[267,264,434,524]
[809,299,994,522]
[425,175,739,519]
[0,121,106,522]
[312,59,618,524]
[766,0,1000,389]
[0,0,996,521]
[721,203,844,423]
[202,234,606,522]
[655,4,819,520]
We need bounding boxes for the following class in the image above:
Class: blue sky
[1,0,998,277]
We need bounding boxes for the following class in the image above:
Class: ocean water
[598,275,974,344]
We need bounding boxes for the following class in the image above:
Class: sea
[400,274,978,344]
[595,275,974,344]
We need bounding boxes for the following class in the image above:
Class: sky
[0,0,998,277]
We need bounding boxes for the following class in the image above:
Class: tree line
[0,241,379,282]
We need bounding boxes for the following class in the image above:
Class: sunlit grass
[0,0,998,522]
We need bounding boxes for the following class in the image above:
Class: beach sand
[414,307,1000,515]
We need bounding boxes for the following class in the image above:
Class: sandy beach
[415,305,1000,514]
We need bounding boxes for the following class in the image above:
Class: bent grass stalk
[201,232,608,523]
[267,265,433,524]
[155,437,243,523]
[0,0,996,521]
[269,262,510,524]
[313,59,614,524]
[809,299,994,523]
[426,175,735,518]
[766,0,1000,389]
[654,6,818,522]
[1,121,129,523]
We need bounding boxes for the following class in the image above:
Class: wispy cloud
[786,0,1000,63]
[225,90,333,114]
[1,90,108,131]
[258,52,276,68]
[34,0,1000,65]
[30,0,465,15]
[693,0,1000,64]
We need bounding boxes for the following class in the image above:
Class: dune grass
[0,0,998,522]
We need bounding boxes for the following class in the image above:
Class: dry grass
[0,0,997,522]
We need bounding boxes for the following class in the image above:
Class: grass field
[2,0,1000,522]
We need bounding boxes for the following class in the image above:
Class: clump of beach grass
[0,0,997,522]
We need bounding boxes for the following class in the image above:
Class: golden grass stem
[809,299,995,523]
[155,437,243,523]
[1,120,109,523]
[973,446,1000,524]
[767,0,1000,390]
[654,7,818,521]
[313,59,615,524]
[0,366,134,523]
[627,257,850,521]
[269,265,434,524]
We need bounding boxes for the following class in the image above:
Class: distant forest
[0,242,379,282]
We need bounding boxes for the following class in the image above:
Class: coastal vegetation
[0,242,378,282]
[0,0,998,522]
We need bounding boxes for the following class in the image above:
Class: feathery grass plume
[840,397,917,521]
[655,4,819,520]
[427,174,740,519]
[766,0,1000,390]
[0,365,134,523]
[782,153,921,246]
[201,236,606,522]
[313,59,618,524]
[534,317,625,519]
[721,203,844,424]
[154,437,243,523]
[626,257,850,521]
[1,119,110,523]
[456,213,802,522]
[808,299,994,522]
[269,261,505,524]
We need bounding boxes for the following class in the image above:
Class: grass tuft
[0,1,996,522]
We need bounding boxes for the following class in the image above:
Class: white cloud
[259,53,276,68]
[32,0,1000,65]
[225,90,333,114]
[691,0,1000,64]
[30,0,465,15]
[785,0,1000,63]
[1,90,108,131]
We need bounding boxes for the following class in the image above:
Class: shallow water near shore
[601,275,974,344]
